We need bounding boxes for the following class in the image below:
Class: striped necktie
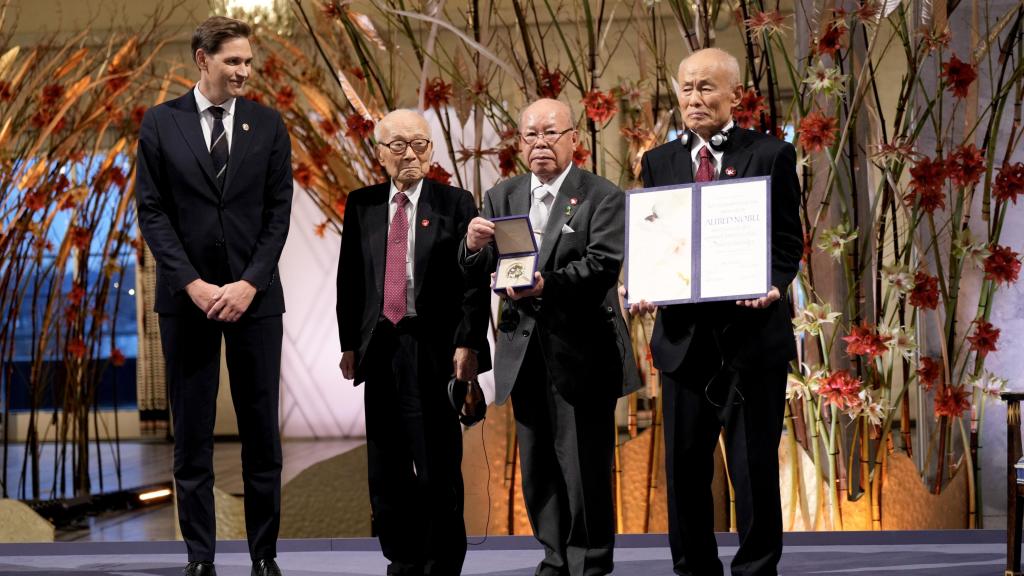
[209,106,229,190]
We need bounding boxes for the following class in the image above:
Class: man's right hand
[185,279,222,314]
[340,351,355,380]
[466,217,495,252]
[619,285,657,316]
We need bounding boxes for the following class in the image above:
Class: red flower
[983,244,1021,285]
[68,226,91,251]
[744,10,787,35]
[426,162,452,185]
[68,284,87,306]
[854,1,881,23]
[819,370,862,409]
[967,320,1000,357]
[994,162,1024,204]
[105,64,129,94]
[948,144,985,189]
[842,321,892,360]
[498,145,517,177]
[817,21,846,57]
[110,348,126,367]
[259,54,284,83]
[333,196,346,220]
[538,67,564,99]
[582,90,617,124]
[934,385,970,418]
[0,80,12,101]
[422,77,453,110]
[63,306,80,326]
[322,1,344,19]
[310,144,331,166]
[244,90,264,105]
[67,338,87,359]
[25,190,47,212]
[98,166,127,190]
[31,111,66,132]
[905,155,947,213]
[41,83,64,108]
[319,117,340,136]
[798,111,838,152]
[909,271,939,309]
[733,89,766,129]
[349,66,366,81]
[345,114,375,140]
[917,357,942,391]
[293,163,314,188]
[573,143,591,167]
[941,55,976,99]
[275,85,296,108]
[130,105,147,129]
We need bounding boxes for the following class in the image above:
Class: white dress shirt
[689,120,735,179]
[194,85,236,152]
[387,178,423,316]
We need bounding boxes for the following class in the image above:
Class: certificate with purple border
[624,176,771,306]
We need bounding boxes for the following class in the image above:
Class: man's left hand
[507,272,544,300]
[453,347,478,381]
[207,280,257,322]
[737,286,781,309]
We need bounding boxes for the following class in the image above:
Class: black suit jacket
[336,179,491,385]
[640,127,802,373]
[136,91,293,317]
[460,166,643,405]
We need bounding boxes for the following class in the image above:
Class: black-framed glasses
[382,138,431,155]
[519,127,574,146]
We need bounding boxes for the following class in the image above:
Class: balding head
[374,109,433,190]
[677,48,743,140]
[518,98,578,183]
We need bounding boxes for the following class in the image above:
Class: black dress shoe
[184,561,217,576]
[252,558,283,576]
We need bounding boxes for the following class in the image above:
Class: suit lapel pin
[724,166,736,177]
[420,218,430,227]
[565,197,578,216]
[242,123,250,132]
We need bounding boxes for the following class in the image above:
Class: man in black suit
[135,16,291,576]
[462,98,641,576]
[626,48,802,576]
[337,109,490,576]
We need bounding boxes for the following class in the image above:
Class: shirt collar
[692,119,734,153]
[389,178,424,206]
[529,163,573,199]
[194,84,236,117]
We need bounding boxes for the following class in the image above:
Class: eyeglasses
[519,127,574,146]
[381,139,431,155]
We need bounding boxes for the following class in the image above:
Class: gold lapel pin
[242,123,250,132]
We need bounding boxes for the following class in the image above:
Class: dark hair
[191,16,251,64]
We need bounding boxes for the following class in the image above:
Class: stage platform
[0,531,1006,575]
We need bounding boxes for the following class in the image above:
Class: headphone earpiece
[678,128,731,151]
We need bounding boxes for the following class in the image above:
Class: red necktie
[695,145,715,182]
[383,192,409,325]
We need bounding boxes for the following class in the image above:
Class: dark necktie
[695,145,715,182]
[209,106,229,190]
[383,192,409,325]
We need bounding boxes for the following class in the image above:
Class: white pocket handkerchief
[561,224,575,234]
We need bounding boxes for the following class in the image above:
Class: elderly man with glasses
[337,109,490,576]
[460,98,640,576]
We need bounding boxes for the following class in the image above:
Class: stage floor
[0,531,1007,575]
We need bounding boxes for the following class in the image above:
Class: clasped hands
[620,285,782,316]
[185,278,257,322]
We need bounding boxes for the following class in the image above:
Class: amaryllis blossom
[345,114,375,140]
[538,67,564,99]
[244,90,264,105]
[797,111,838,152]
[816,21,846,57]
[934,386,971,419]
[68,284,87,306]
[941,55,977,99]
[917,357,942,391]
[733,89,767,129]
[67,338,87,359]
[259,54,284,83]
[745,10,787,36]
[319,117,340,136]
[983,244,1021,285]
[314,220,329,238]
[293,163,313,188]
[882,264,914,294]
[854,0,882,23]
[970,371,1008,399]
[792,302,842,336]
[846,390,887,426]
[967,320,1000,357]
[802,61,847,97]
[332,196,346,220]
[952,230,991,269]
[843,321,892,360]
[881,326,917,360]
[947,144,986,189]
[871,139,919,165]
[321,1,343,19]
[130,106,147,129]
[994,162,1024,204]
[819,370,862,409]
[905,155,947,213]
[909,270,939,309]
[275,85,296,108]
[110,348,126,367]
[422,77,453,109]
[498,145,517,177]
[69,226,92,251]
[582,90,617,124]
[817,222,858,259]
[426,162,452,185]
[573,143,591,167]
[787,364,828,401]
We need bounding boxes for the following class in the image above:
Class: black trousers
[512,337,617,576]
[159,312,283,563]
[662,327,788,576]
[364,318,466,576]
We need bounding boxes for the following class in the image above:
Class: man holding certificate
[626,48,802,576]
[461,98,640,576]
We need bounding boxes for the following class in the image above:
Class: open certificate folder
[624,176,771,306]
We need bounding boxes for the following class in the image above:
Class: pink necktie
[695,145,715,182]
[383,192,409,325]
